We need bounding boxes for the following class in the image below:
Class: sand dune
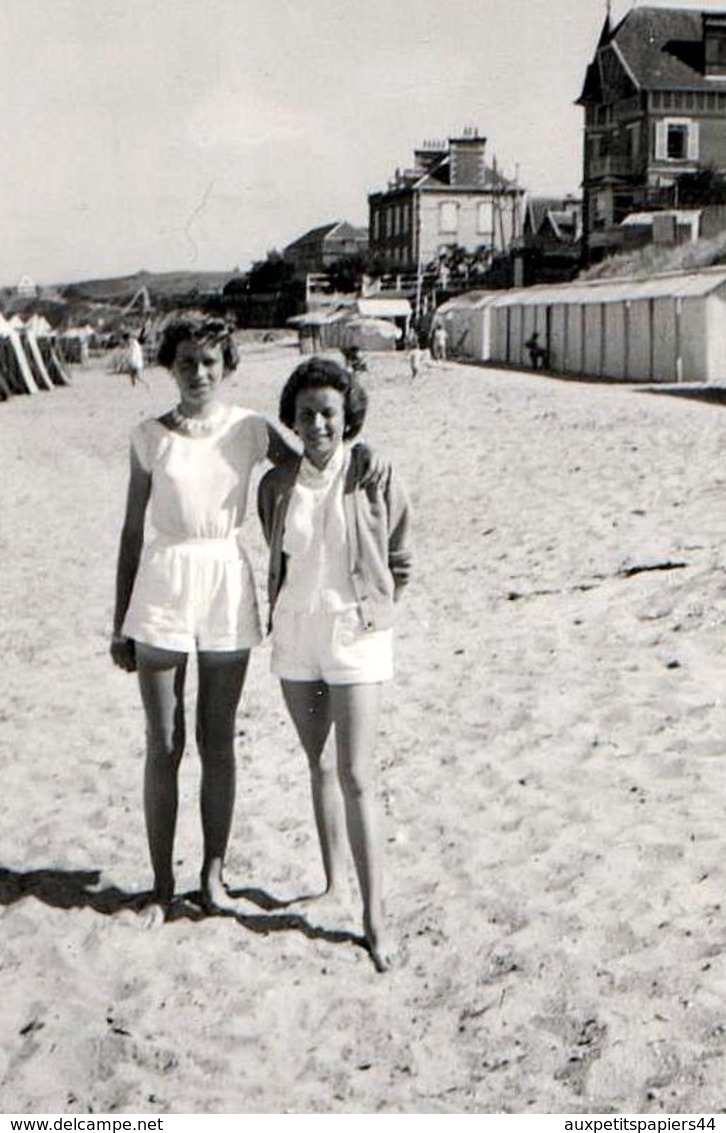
[2,343,726,1113]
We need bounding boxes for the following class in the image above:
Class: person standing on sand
[406,328,426,379]
[525,331,547,370]
[120,330,149,389]
[258,357,412,970]
[110,318,383,919]
[431,323,448,362]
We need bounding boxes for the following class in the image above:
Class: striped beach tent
[0,313,39,395]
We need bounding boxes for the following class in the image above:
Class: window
[438,201,458,234]
[668,124,688,159]
[594,189,611,224]
[626,122,641,161]
[655,118,699,162]
[477,201,494,235]
[705,22,726,74]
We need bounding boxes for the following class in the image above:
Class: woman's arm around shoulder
[265,419,300,468]
[350,439,390,489]
[257,464,281,546]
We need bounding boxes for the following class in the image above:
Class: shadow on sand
[637,384,726,407]
[477,362,726,407]
[0,865,366,955]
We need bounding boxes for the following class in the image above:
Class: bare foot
[135,888,173,929]
[364,912,393,973]
[137,903,167,930]
[287,888,352,927]
[201,874,256,916]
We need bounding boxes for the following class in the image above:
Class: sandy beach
[2,341,726,1114]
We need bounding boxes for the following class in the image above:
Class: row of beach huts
[432,266,726,385]
[296,266,726,385]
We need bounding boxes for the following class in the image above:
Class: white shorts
[271,605,393,685]
[123,537,262,653]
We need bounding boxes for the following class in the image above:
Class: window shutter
[655,120,667,160]
[687,120,700,161]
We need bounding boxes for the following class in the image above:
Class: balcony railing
[588,154,636,179]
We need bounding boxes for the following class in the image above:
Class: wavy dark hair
[156,315,239,373]
[279,356,367,440]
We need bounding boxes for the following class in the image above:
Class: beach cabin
[352,298,411,345]
[431,291,500,361]
[288,297,411,354]
[487,268,726,384]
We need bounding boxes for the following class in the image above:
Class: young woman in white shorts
[258,357,412,969]
[110,316,304,917]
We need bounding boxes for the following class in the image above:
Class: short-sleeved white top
[131,404,268,542]
[278,446,357,614]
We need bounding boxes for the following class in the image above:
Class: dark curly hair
[156,315,239,373]
[279,356,367,440]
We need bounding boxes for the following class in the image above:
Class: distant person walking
[525,331,547,370]
[407,329,426,380]
[342,344,367,375]
[431,323,448,362]
[117,330,149,389]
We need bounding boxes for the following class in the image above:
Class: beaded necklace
[166,403,227,437]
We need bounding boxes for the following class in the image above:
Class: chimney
[449,128,487,187]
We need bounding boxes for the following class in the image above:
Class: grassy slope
[582,229,726,281]
[59,269,239,302]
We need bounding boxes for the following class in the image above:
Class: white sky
[0,0,721,285]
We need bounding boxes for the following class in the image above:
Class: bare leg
[281,680,347,901]
[196,649,250,911]
[136,644,188,909]
[329,682,389,970]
